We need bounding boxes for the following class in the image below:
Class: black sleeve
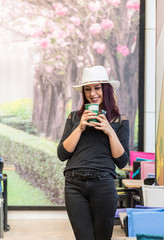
[113,120,130,169]
[57,115,73,161]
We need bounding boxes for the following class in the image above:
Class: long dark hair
[78,83,120,122]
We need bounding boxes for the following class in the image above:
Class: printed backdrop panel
[0,0,141,205]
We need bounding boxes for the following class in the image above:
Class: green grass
[0,98,33,120]
[3,171,53,206]
[0,123,58,155]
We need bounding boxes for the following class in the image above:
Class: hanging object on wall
[156,0,164,186]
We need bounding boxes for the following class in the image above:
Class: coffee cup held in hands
[85,103,99,122]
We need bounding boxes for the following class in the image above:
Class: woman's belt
[65,170,110,180]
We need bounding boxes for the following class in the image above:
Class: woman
[57,65,129,240]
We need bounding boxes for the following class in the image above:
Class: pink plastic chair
[130,151,155,179]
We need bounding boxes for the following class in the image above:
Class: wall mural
[0,0,140,205]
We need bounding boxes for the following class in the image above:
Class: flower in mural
[117,45,130,56]
[52,3,68,16]
[101,19,114,30]
[126,1,140,10]
[88,1,101,12]
[66,23,75,32]
[107,0,120,6]
[57,30,68,39]
[69,16,81,26]
[31,30,43,38]
[89,23,101,34]
[93,42,106,54]
[40,38,50,48]
[45,66,53,73]
[52,3,57,9]
[97,43,105,54]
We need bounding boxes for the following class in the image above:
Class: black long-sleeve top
[57,111,130,178]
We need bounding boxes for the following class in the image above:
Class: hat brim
[72,80,120,93]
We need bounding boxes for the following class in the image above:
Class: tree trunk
[115,40,139,150]
[71,62,82,111]
[32,66,67,140]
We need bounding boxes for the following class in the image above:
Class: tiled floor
[2,210,126,240]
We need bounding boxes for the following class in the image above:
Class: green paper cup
[85,103,99,122]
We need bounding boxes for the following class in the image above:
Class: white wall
[144,0,156,153]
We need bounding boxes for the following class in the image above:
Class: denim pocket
[65,176,84,185]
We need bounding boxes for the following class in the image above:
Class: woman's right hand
[78,110,96,132]
[62,110,95,153]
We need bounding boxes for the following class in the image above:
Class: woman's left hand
[91,114,114,136]
[92,114,125,159]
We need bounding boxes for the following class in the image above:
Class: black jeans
[65,173,118,240]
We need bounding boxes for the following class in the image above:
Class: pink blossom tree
[1,0,140,149]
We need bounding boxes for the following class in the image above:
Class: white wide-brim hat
[72,65,120,93]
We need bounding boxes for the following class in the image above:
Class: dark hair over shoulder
[78,83,120,122]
